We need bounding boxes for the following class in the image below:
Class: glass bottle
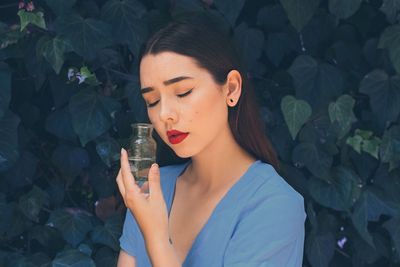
[128,123,157,186]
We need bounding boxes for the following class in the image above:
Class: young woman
[116,15,306,267]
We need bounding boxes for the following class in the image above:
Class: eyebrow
[140,76,193,94]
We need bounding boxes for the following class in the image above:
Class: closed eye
[147,88,193,108]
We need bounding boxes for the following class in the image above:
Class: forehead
[139,52,202,85]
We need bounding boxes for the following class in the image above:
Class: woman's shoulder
[249,161,305,214]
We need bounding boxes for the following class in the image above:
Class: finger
[120,148,140,194]
[115,169,125,196]
[148,163,163,199]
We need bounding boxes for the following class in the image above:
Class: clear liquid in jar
[128,157,155,186]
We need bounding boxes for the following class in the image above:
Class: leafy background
[1,0,400,266]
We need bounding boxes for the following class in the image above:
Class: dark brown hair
[139,14,280,171]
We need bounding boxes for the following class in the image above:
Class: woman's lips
[167,133,189,144]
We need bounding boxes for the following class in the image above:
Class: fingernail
[121,148,125,155]
[152,163,159,169]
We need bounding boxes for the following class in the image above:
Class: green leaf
[48,208,93,247]
[281,95,312,140]
[40,36,71,74]
[288,55,344,110]
[79,66,101,86]
[95,137,121,167]
[328,94,357,139]
[233,23,265,70]
[213,0,246,26]
[355,129,373,140]
[380,0,400,24]
[305,232,335,267]
[18,186,49,222]
[68,90,113,146]
[45,0,77,15]
[362,136,381,159]
[352,187,398,248]
[329,0,362,19]
[101,0,148,56]
[359,70,400,127]
[91,215,123,251]
[52,249,96,267]
[45,107,76,141]
[378,25,400,73]
[55,13,112,59]
[0,111,20,172]
[0,63,11,119]
[292,142,332,180]
[308,166,362,211]
[383,217,400,259]
[18,10,46,31]
[380,126,400,171]
[279,0,320,32]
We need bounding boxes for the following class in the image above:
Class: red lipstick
[167,130,189,144]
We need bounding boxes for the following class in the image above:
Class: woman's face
[139,52,230,158]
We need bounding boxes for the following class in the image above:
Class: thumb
[148,163,163,198]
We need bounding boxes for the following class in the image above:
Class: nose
[158,97,178,124]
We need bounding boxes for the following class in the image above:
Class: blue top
[119,160,307,267]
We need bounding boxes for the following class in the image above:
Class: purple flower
[18,1,25,9]
[26,1,34,11]
[337,237,347,249]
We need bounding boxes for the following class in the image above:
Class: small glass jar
[128,123,157,186]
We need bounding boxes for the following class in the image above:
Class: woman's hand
[116,148,169,242]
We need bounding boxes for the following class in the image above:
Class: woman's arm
[145,235,181,267]
[117,250,136,267]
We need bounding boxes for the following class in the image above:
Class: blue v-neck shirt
[119,160,307,267]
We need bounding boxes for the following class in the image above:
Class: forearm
[145,235,182,267]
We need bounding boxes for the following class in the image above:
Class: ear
[224,70,242,107]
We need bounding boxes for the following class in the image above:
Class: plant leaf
[68,90,113,146]
[305,232,335,267]
[328,94,357,139]
[18,10,47,31]
[48,208,93,247]
[52,249,96,267]
[0,111,20,172]
[55,13,112,59]
[281,95,312,140]
[279,0,320,32]
[329,0,362,19]
[18,186,49,222]
[378,25,400,73]
[380,0,400,24]
[101,0,148,56]
[45,0,77,15]
[292,142,332,180]
[213,0,246,26]
[91,215,123,251]
[289,55,344,110]
[359,70,400,128]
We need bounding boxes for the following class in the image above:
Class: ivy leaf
[101,0,148,56]
[378,25,400,73]
[292,142,333,180]
[91,215,123,251]
[234,23,265,71]
[352,187,398,248]
[68,89,113,146]
[45,0,77,15]
[213,0,246,26]
[95,136,120,167]
[0,63,11,119]
[329,0,362,19]
[308,166,362,212]
[362,136,381,159]
[48,208,93,247]
[52,249,96,267]
[279,0,320,32]
[55,13,112,59]
[51,145,90,180]
[328,94,357,139]
[18,10,47,31]
[0,111,20,172]
[281,95,312,140]
[18,186,49,222]
[380,126,400,171]
[40,37,71,74]
[359,70,400,128]
[305,232,335,267]
[45,107,76,141]
[383,217,400,258]
[289,55,344,110]
[380,0,400,24]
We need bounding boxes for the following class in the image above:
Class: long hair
[139,14,280,171]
